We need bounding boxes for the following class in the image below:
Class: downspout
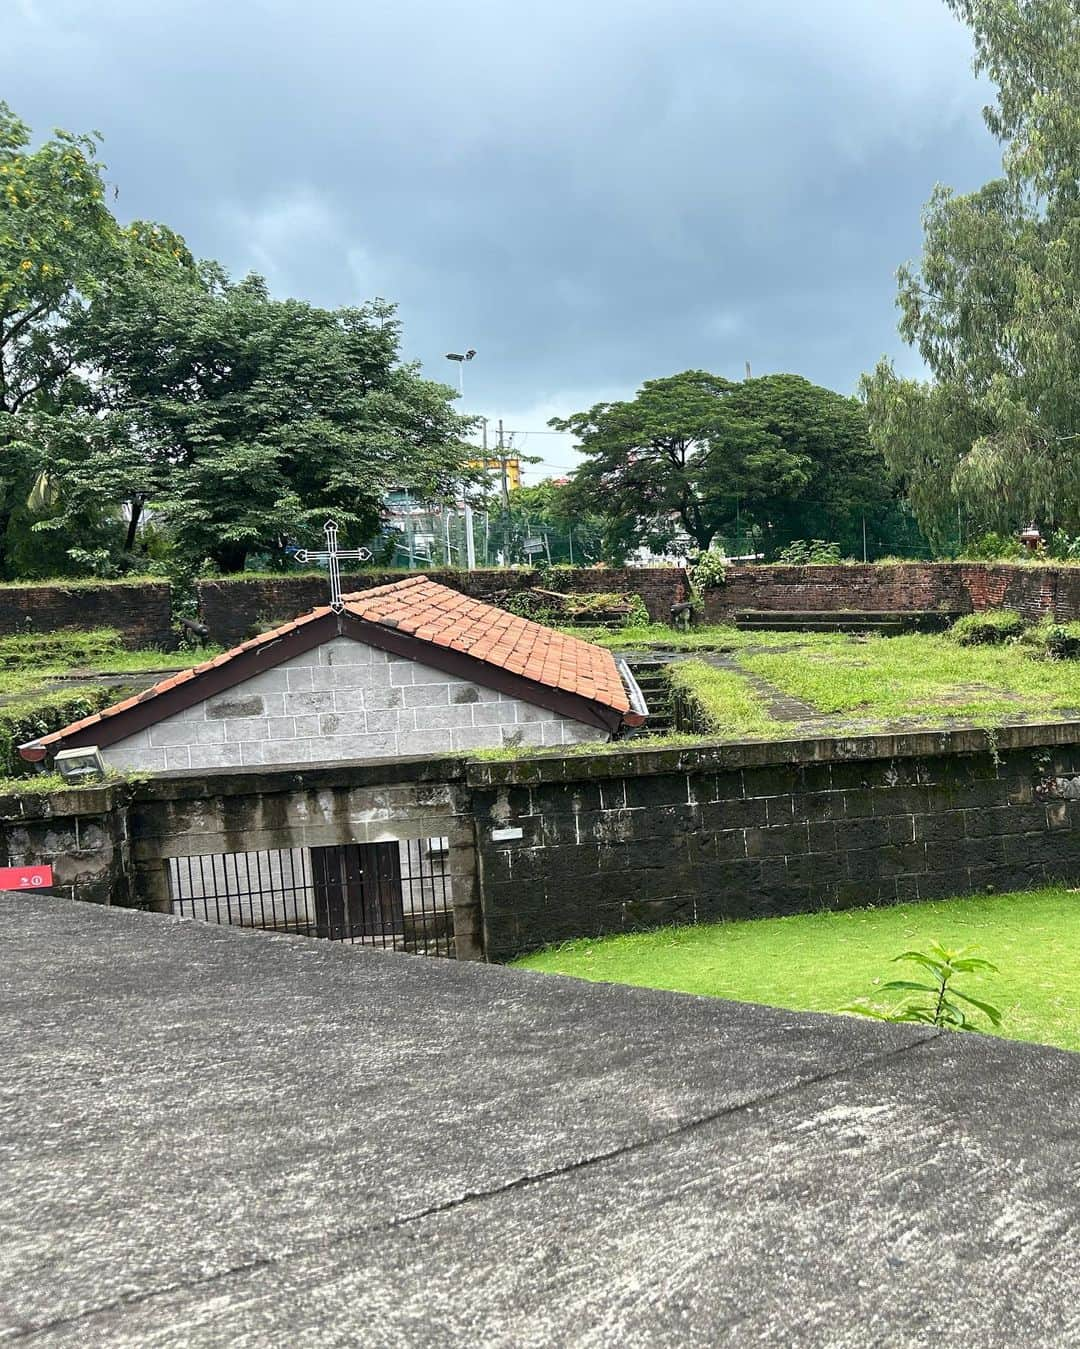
[615,657,650,736]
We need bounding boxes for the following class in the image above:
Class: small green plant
[501,590,559,625]
[688,549,727,592]
[949,609,1026,646]
[1018,617,1080,660]
[776,539,843,565]
[844,942,1003,1031]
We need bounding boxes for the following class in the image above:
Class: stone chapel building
[20,576,649,774]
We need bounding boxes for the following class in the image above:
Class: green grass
[514,888,1080,1053]
[568,622,804,651]
[0,629,221,697]
[665,659,784,737]
[741,631,1080,724]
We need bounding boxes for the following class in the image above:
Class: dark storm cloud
[5,0,1001,467]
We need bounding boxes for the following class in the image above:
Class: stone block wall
[128,759,483,958]
[102,636,608,774]
[0,581,173,648]
[469,726,1080,959]
[197,568,687,645]
[0,784,132,908]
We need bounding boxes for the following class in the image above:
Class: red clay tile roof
[342,576,631,713]
[23,576,635,755]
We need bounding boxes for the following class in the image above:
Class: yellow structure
[468,457,521,492]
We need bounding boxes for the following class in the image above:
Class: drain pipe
[615,657,650,735]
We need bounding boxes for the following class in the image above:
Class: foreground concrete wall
[102,636,607,774]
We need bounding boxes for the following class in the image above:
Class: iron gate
[166,838,455,956]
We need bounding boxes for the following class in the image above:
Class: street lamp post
[444,348,476,396]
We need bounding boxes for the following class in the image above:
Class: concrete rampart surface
[2,895,1077,1347]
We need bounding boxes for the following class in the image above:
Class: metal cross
[293,520,373,613]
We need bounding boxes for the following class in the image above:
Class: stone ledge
[465,720,1080,787]
[130,752,471,802]
[0,783,129,823]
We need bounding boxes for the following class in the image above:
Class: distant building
[468,457,522,492]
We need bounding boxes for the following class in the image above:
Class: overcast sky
[5,0,1000,478]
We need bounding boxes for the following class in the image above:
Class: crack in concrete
[6,1029,940,1342]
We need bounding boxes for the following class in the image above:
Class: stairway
[732,609,962,635]
[626,659,675,731]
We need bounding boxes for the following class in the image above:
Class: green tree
[0,102,196,576]
[80,266,473,572]
[863,0,1080,544]
[552,371,888,557]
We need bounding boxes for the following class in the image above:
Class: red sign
[0,864,53,891]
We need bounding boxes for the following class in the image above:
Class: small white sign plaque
[491,826,524,842]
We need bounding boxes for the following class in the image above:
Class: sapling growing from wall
[844,943,1003,1031]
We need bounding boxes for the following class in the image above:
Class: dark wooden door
[309,842,405,941]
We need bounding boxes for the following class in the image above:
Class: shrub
[949,609,1025,646]
[958,532,1027,561]
[0,688,113,777]
[501,591,559,625]
[776,539,843,565]
[1018,618,1080,660]
[688,549,727,591]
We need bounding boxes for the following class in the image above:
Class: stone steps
[733,609,962,634]
[626,661,674,730]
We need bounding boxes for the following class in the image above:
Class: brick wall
[469,726,1080,959]
[705,563,1080,623]
[0,582,172,648]
[197,568,687,645]
[101,635,607,774]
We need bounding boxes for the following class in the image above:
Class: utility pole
[499,418,511,568]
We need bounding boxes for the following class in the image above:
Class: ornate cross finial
[293,520,373,612]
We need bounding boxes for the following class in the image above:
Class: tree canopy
[552,371,891,557]
[0,102,471,578]
[863,0,1080,547]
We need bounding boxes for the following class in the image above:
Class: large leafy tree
[552,371,888,556]
[78,266,472,572]
[863,0,1080,545]
[0,102,196,575]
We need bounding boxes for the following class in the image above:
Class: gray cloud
[4,0,1001,476]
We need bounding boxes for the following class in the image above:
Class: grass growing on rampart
[740,631,1080,723]
[514,888,1080,1054]
[664,660,784,738]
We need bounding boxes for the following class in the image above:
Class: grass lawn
[514,888,1080,1054]
[582,623,1080,739]
[741,631,1080,724]
[0,629,221,698]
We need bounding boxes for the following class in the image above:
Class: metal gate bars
[166,838,455,956]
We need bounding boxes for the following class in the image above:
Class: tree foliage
[863,0,1080,545]
[552,371,890,557]
[0,102,471,578]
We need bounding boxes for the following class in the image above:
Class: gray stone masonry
[102,635,608,773]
